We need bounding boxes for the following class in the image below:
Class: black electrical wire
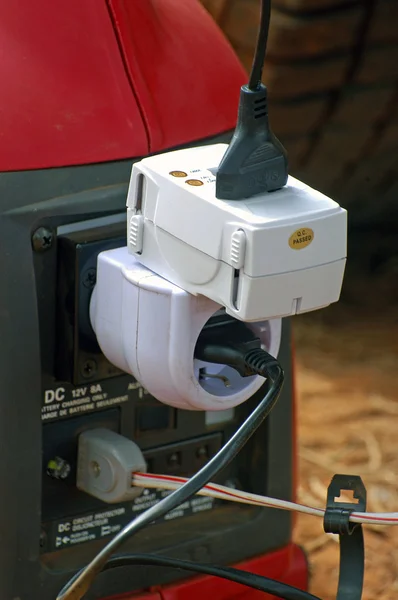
[248,0,271,90]
[97,554,321,600]
[60,553,320,600]
[215,0,288,200]
[57,356,284,600]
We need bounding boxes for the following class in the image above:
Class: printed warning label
[44,490,218,552]
[41,380,149,422]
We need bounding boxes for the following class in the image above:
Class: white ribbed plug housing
[90,247,281,412]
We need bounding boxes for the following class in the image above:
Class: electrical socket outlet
[143,433,223,476]
[56,224,126,384]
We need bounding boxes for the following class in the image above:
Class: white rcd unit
[126,143,347,323]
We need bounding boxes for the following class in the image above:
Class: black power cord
[57,347,284,600]
[195,311,279,380]
[249,0,271,90]
[61,553,320,600]
[97,554,320,600]
[215,0,288,201]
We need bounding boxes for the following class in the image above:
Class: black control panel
[42,222,235,554]
[0,149,295,600]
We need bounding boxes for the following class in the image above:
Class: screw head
[81,359,97,378]
[82,268,97,289]
[32,227,54,252]
[90,461,101,478]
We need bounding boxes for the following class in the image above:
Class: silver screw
[91,461,101,478]
[32,226,54,252]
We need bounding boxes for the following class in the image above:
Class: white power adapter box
[126,143,347,322]
[91,247,281,412]
[91,143,348,412]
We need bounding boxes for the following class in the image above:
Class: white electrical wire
[132,472,398,527]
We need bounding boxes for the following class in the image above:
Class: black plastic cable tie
[323,474,367,600]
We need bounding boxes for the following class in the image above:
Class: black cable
[57,355,284,600]
[249,0,271,90]
[98,554,321,600]
[194,313,280,380]
[60,553,320,600]
[215,0,288,201]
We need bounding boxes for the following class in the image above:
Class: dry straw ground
[294,303,398,599]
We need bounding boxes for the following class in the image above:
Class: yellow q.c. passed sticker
[288,227,314,250]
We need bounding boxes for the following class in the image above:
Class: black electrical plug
[195,313,279,379]
[215,83,288,201]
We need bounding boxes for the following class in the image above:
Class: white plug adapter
[90,246,281,412]
[76,428,147,504]
[126,143,347,322]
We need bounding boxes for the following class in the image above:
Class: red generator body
[0,1,308,599]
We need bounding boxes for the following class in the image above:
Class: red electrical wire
[133,472,398,526]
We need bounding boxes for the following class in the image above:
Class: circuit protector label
[43,489,218,552]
